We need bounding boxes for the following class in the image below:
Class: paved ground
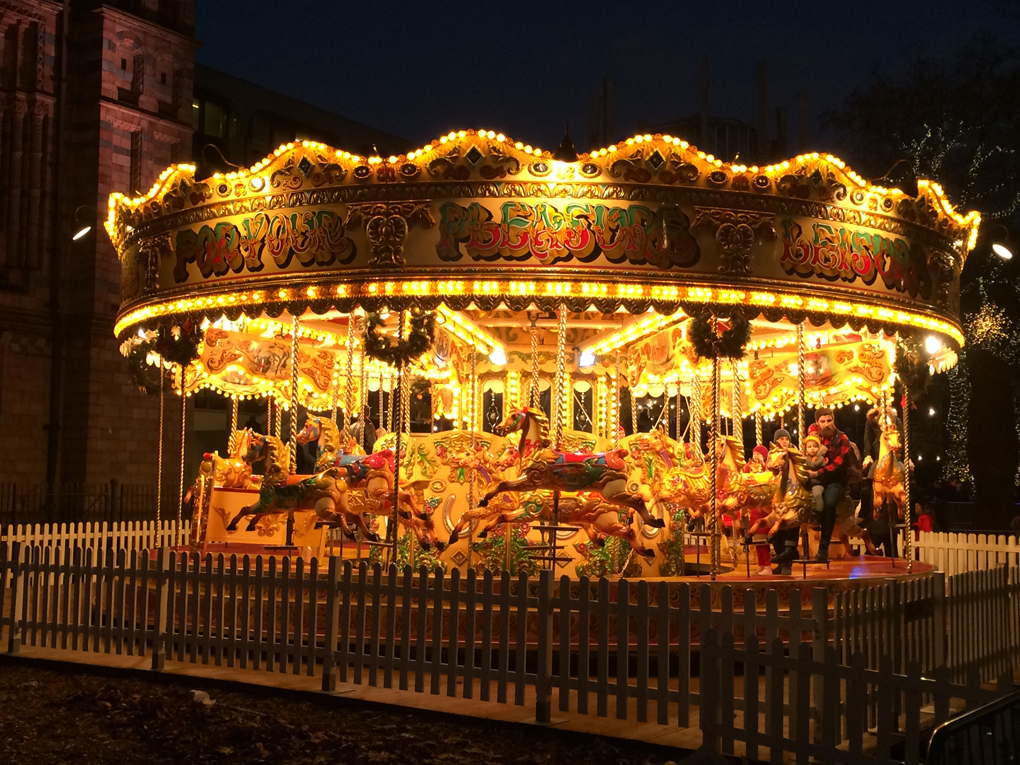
[0,658,722,765]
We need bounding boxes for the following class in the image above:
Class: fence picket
[596,577,609,717]
[462,569,476,699]
[577,577,590,715]
[514,571,527,706]
[479,569,493,702]
[615,578,629,720]
[446,568,461,698]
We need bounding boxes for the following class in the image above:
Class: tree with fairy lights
[827,31,1020,527]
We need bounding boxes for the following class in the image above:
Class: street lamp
[72,205,95,240]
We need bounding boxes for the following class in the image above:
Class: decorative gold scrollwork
[345,202,435,267]
[693,208,777,276]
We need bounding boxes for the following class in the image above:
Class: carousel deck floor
[181,544,933,585]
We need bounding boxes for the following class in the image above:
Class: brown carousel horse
[478,406,664,529]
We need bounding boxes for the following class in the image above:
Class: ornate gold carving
[345,202,434,267]
[693,208,777,275]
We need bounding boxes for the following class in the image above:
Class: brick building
[0,0,195,497]
[0,1,410,517]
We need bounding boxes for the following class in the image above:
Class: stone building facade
[0,0,195,491]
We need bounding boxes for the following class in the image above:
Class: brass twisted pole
[289,315,300,474]
[529,317,541,409]
[359,331,369,450]
[157,364,164,524]
[903,389,913,572]
[755,411,763,447]
[554,305,567,448]
[330,351,341,427]
[709,319,721,579]
[613,352,622,448]
[177,364,186,527]
[691,367,703,459]
[797,322,806,446]
[344,313,357,439]
[730,359,744,458]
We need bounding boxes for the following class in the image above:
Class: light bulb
[924,336,942,355]
[488,347,507,366]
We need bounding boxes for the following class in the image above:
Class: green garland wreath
[126,342,166,395]
[124,322,202,396]
[364,311,436,367]
[895,336,932,401]
[688,313,752,359]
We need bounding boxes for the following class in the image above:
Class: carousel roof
[107,128,980,349]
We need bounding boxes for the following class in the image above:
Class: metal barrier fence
[0,483,165,527]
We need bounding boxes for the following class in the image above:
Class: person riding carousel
[743,444,769,473]
[806,407,851,563]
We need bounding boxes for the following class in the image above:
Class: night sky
[195,1,1016,160]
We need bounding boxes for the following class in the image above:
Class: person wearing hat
[743,444,769,473]
[773,429,792,449]
[806,407,852,562]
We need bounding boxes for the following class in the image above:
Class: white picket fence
[1,543,1016,764]
[1,521,189,552]
[914,531,1020,576]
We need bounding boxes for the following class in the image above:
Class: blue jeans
[818,481,846,550]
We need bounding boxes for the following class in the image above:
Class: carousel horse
[446,442,520,544]
[872,425,907,522]
[240,431,291,490]
[458,488,656,560]
[478,407,664,528]
[183,429,256,507]
[293,415,440,545]
[762,444,815,537]
[296,416,374,475]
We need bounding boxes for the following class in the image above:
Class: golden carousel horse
[762,444,815,536]
[479,407,663,530]
[446,441,519,544]
[228,420,441,549]
[872,424,906,522]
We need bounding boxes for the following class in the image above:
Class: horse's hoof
[648,518,666,529]
[642,549,656,560]
[226,522,238,532]
[419,541,432,551]
[368,533,380,543]
[477,498,489,508]
[595,538,606,548]
[448,531,460,545]
[478,529,488,539]
[245,522,257,532]
[434,541,446,551]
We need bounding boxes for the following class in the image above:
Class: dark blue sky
[195,1,1014,160]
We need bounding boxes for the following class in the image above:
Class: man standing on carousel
[806,407,851,563]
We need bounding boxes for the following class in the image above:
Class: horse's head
[243,432,267,464]
[493,407,529,437]
[400,498,445,551]
[883,427,902,455]
[295,417,321,445]
[765,443,788,473]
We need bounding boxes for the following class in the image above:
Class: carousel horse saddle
[553,449,628,472]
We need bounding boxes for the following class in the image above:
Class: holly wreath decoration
[364,310,436,367]
[688,312,752,359]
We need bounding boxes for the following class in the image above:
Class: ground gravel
[0,661,703,765]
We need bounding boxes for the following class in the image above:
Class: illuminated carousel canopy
[107,129,979,351]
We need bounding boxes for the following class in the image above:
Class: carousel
[106,127,978,590]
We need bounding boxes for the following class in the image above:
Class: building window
[192,97,228,139]
[160,72,166,84]
[120,58,127,69]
